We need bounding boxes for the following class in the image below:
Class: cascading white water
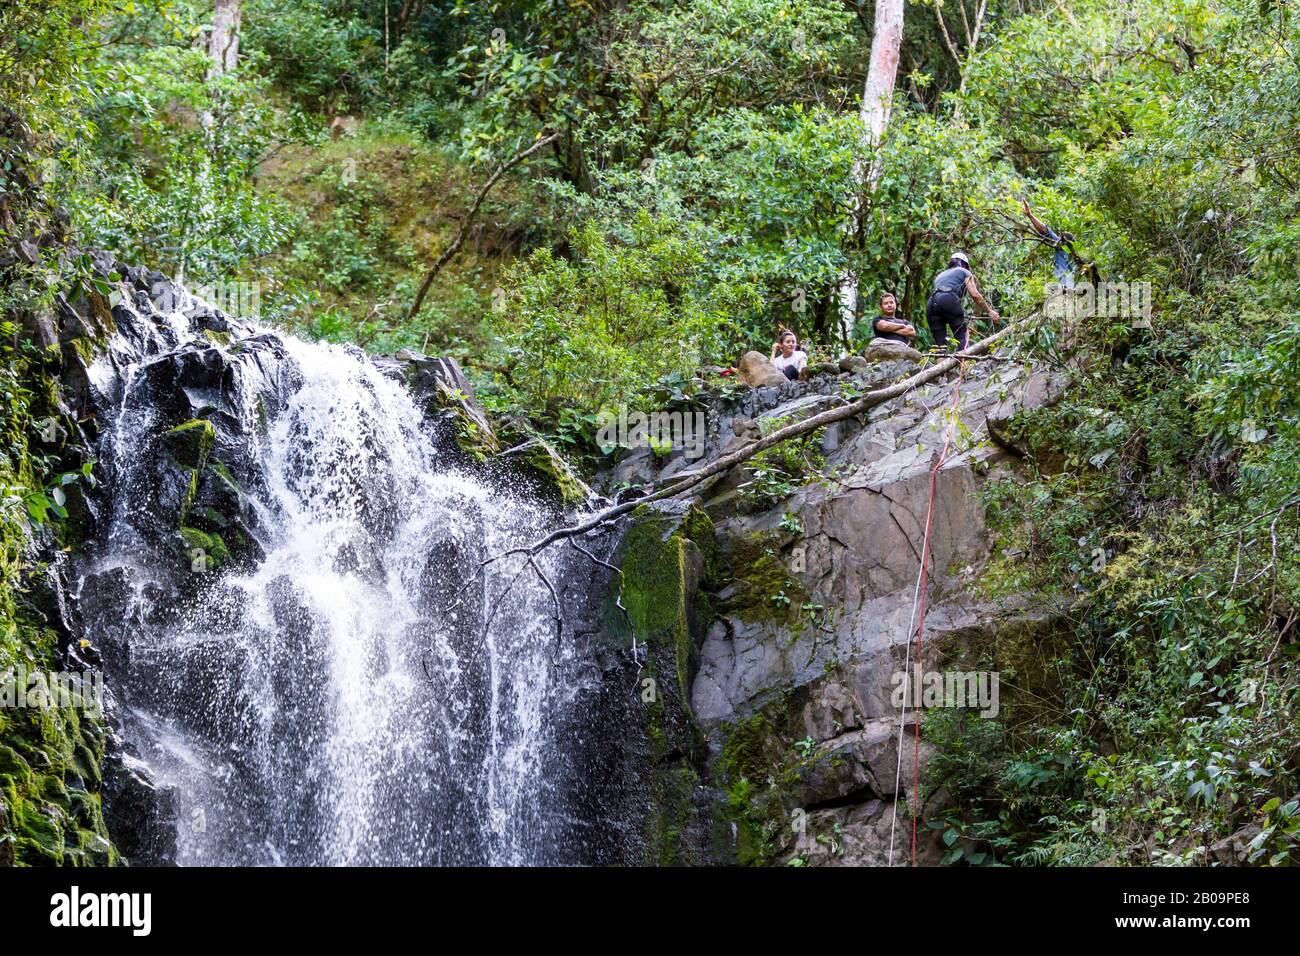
[80,311,585,865]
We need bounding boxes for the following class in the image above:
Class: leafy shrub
[489,212,757,423]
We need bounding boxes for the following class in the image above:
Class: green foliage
[243,0,385,113]
[449,0,855,163]
[490,213,756,422]
[62,23,305,282]
[0,0,114,141]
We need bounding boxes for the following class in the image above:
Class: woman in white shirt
[770,330,808,381]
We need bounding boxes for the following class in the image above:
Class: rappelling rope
[887,338,970,867]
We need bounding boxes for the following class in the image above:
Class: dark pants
[780,364,799,381]
[926,292,968,351]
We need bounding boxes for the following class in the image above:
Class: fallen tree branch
[480,314,1035,568]
[406,131,558,321]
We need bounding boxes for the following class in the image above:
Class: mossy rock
[711,683,840,867]
[397,354,501,458]
[0,127,123,867]
[184,460,257,562]
[0,696,120,866]
[497,437,592,508]
[618,503,718,706]
[62,290,118,363]
[164,418,215,471]
[717,530,809,628]
[162,418,216,525]
[716,713,794,866]
[180,526,231,572]
[0,745,34,787]
[610,503,721,864]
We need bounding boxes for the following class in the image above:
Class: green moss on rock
[718,530,809,628]
[716,713,793,866]
[164,419,216,524]
[611,504,721,864]
[180,526,231,571]
[619,504,718,706]
[1,134,124,867]
[164,418,215,471]
[0,678,120,866]
[505,438,591,507]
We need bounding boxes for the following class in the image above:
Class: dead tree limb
[481,314,1034,569]
[406,131,558,321]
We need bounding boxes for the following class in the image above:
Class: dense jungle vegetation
[3,0,1299,864]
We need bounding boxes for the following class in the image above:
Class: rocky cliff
[598,348,1067,865]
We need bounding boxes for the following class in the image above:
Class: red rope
[911,363,966,866]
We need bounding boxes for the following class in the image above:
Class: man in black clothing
[869,292,917,345]
[925,251,999,351]
[852,291,916,349]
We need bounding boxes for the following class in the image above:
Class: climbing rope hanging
[887,343,970,867]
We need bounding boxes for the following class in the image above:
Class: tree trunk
[186,0,241,282]
[836,0,905,343]
[208,0,241,79]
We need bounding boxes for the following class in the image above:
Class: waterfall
[75,300,595,866]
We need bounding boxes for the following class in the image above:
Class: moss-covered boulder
[163,417,215,471]
[618,502,718,704]
[494,437,592,509]
[161,418,215,527]
[607,502,720,863]
[0,651,120,866]
[388,351,500,459]
[179,526,231,572]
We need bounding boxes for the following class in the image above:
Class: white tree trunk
[187,0,241,282]
[207,0,242,79]
[837,0,905,341]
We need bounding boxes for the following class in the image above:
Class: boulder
[1208,823,1265,865]
[865,339,924,362]
[738,350,788,388]
[799,361,841,380]
[384,350,500,457]
[492,437,592,508]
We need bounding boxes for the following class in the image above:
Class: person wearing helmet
[926,252,1000,351]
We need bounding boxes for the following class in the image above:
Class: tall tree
[837,0,904,341]
[187,0,242,282]
[207,0,241,79]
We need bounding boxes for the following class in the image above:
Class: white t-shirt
[773,350,808,373]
